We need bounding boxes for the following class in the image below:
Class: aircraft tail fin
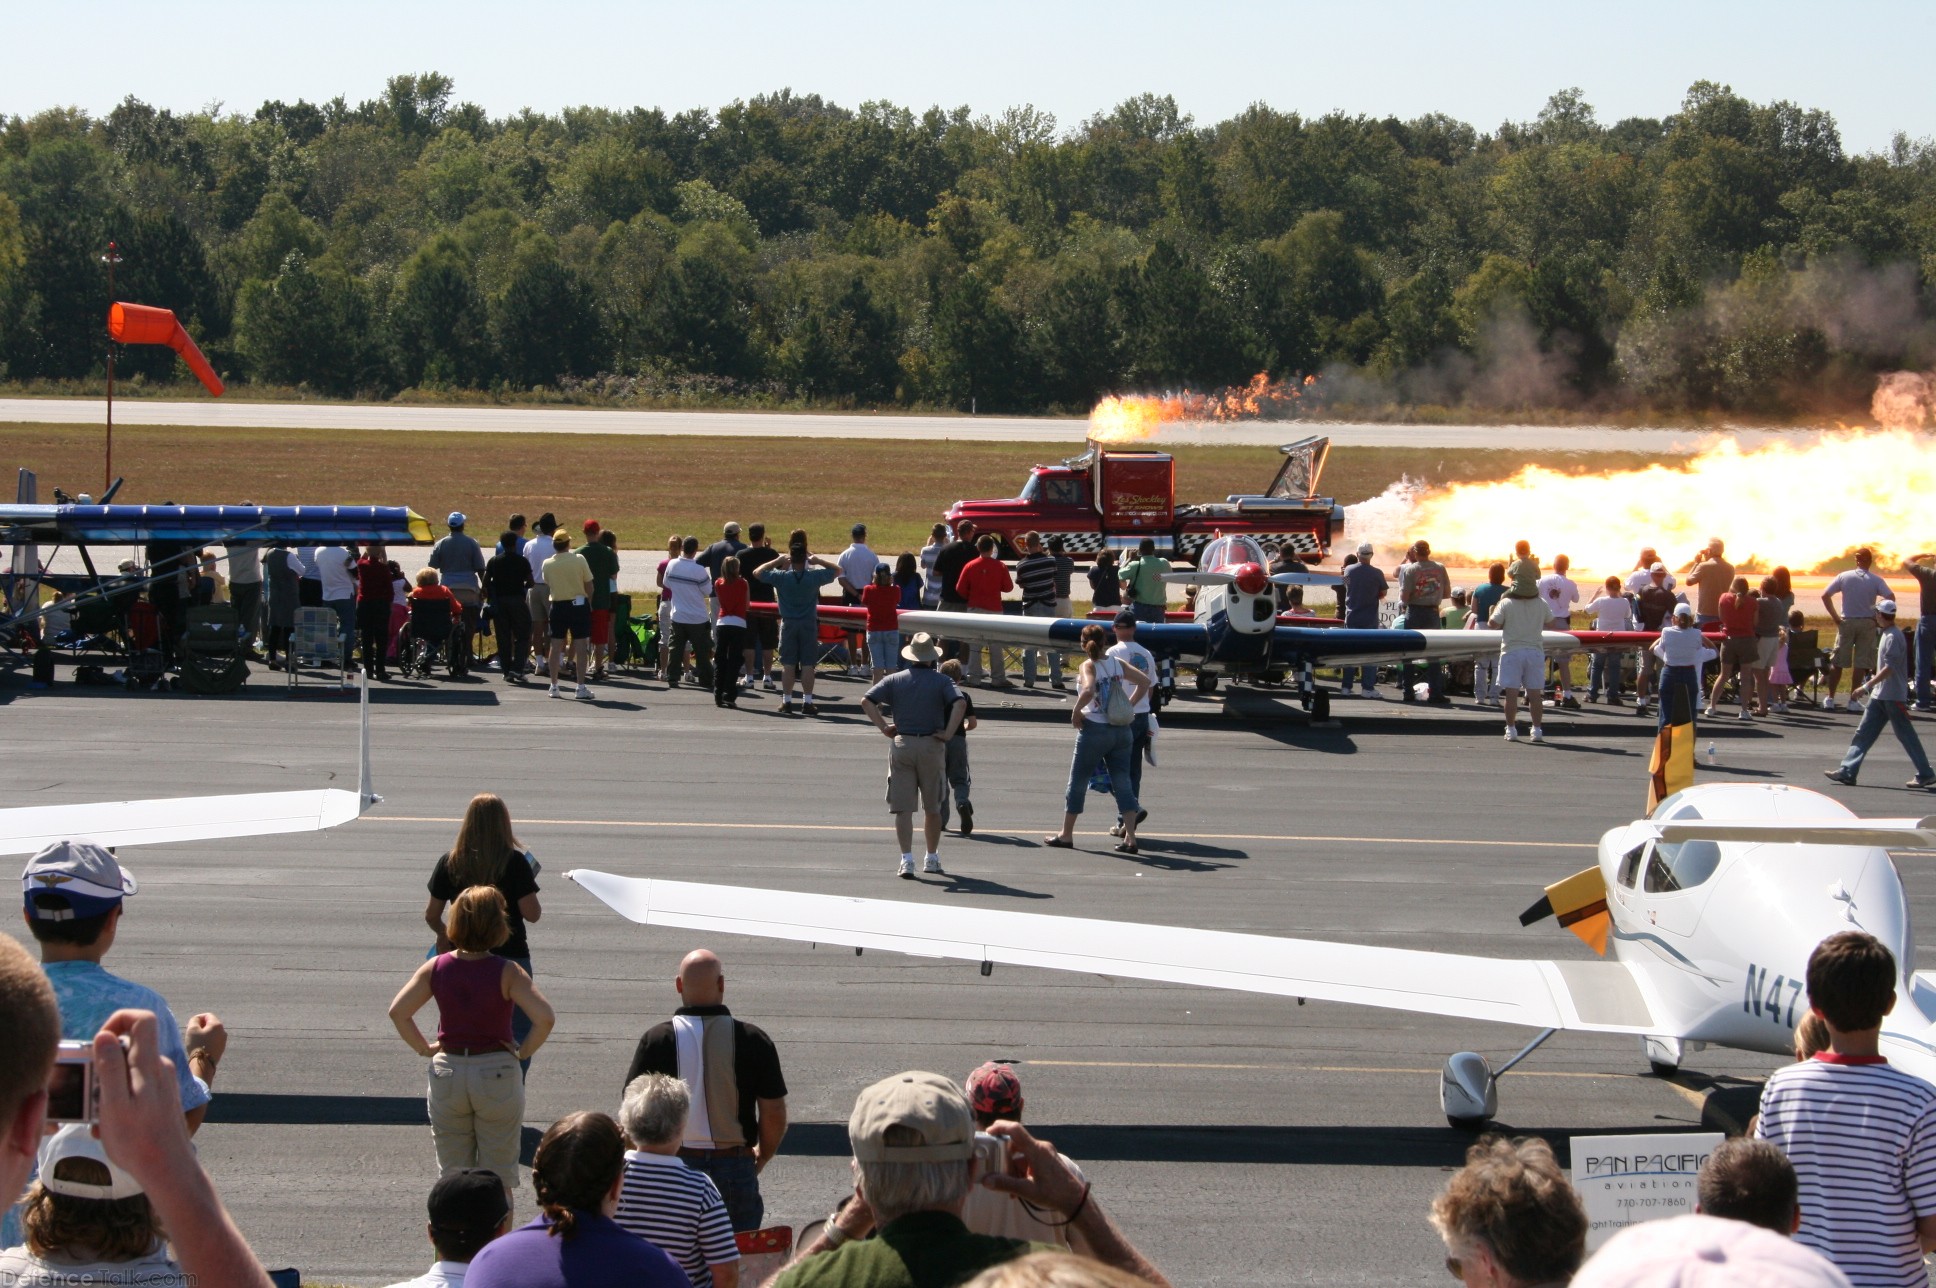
[1647,683,1697,813]
[1519,866,1611,955]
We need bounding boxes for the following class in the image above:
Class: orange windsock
[107,302,225,396]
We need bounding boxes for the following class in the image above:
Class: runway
[0,396,1811,452]
[2,667,1897,1283]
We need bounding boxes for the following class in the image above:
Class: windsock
[1647,682,1697,813]
[107,302,224,396]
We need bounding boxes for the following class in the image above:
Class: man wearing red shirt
[354,542,394,681]
[955,535,1014,688]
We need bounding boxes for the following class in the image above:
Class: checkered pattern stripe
[1026,529,1326,559]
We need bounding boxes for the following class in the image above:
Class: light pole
[100,241,123,493]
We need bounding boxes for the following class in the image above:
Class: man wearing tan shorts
[859,633,968,880]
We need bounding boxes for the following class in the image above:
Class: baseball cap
[38,1123,143,1200]
[849,1071,974,1163]
[583,518,601,533]
[1879,598,1898,616]
[724,521,741,536]
[23,840,136,922]
[428,1167,511,1235]
[1113,608,1138,628]
[1451,586,1468,599]
[1650,562,1667,574]
[1572,1213,1850,1288]
[117,558,138,572]
[966,1061,1023,1117]
[1673,603,1695,620]
[1356,542,1374,558]
[447,511,467,528]
[851,523,867,537]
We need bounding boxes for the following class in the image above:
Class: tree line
[0,75,1931,415]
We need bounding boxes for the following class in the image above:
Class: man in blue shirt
[1340,543,1388,696]
[757,531,842,716]
[861,634,967,878]
[1826,599,1935,789]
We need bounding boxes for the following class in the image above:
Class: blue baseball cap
[447,512,467,528]
[1113,608,1138,628]
[22,840,137,921]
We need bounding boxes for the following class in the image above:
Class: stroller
[403,597,456,678]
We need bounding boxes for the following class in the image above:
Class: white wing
[1305,629,1584,668]
[0,674,380,855]
[566,870,1661,1036]
[1653,818,1936,848]
[895,609,1065,647]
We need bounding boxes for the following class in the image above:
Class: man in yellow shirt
[540,531,596,701]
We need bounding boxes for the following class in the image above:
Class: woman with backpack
[1042,624,1150,856]
[424,794,544,1070]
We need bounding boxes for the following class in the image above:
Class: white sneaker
[1849,699,1865,713]
[1529,727,1545,743]
[1737,709,1753,721]
[548,683,562,698]
[575,684,594,701]
[922,854,944,875]
[897,855,915,879]
[1504,725,1519,742]
[1774,701,1789,713]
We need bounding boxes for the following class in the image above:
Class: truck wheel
[1312,690,1330,722]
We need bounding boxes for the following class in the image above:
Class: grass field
[1,421,1670,559]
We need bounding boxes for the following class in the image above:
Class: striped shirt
[1016,553,1058,605]
[1755,1054,1936,1287]
[615,1151,739,1288]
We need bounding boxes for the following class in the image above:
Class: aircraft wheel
[1195,673,1219,694]
[1648,1060,1680,1078]
[1312,690,1330,722]
[1446,1115,1490,1133]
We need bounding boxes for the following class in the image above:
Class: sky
[3,0,1928,154]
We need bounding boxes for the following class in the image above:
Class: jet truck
[943,435,1342,565]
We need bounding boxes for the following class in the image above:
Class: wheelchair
[403,597,456,678]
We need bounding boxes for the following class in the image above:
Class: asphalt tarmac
[0,396,1817,452]
[3,663,1922,1284]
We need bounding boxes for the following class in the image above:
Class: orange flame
[1089,372,1318,443]
[1346,429,1936,575]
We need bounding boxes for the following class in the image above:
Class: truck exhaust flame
[1089,373,1318,443]
[1346,429,1936,574]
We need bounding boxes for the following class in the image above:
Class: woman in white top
[1043,625,1150,855]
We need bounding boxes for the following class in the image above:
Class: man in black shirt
[625,949,789,1233]
[737,524,780,691]
[932,521,979,673]
[485,532,535,681]
[1632,562,1679,716]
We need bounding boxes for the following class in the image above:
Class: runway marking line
[365,816,1588,849]
[1027,1059,1655,1082]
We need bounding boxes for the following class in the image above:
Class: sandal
[1042,836,1074,848]
[1114,842,1140,855]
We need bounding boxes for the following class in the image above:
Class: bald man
[624,950,788,1232]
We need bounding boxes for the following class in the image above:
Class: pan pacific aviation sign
[1572,1131,1725,1251]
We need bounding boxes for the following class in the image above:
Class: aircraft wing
[1571,630,1725,653]
[1651,817,1936,848]
[0,674,380,855]
[566,870,1662,1036]
[893,609,1210,662]
[1272,627,1583,669]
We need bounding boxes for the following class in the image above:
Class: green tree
[390,233,491,386]
[493,247,602,387]
[930,268,1026,410]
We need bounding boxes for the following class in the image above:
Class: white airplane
[568,781,1936,1128]
[2,675,380,855]
[805,534,1586,717]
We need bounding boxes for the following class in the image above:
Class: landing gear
[1195,673,1220,694]
[1441,1027,1556,1129]
[1643,1035,1684,1078]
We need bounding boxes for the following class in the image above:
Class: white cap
[1572,1213,1850,1287]
[1879,598,1898,616]
[1650,562,1667,574]
[37,1123,144,1201]
[1673,603,1695,619]
[1356,542,1374,558]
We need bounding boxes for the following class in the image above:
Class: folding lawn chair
[287,606,346,691]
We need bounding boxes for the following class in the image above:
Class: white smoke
[1341,477,1430,563]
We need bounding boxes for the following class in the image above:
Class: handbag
[1101,659,1135,726]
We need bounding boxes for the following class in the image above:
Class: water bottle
[1706,741,1718,764]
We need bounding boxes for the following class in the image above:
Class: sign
[1571,1131,1724,1251]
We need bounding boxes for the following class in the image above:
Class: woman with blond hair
[391,887,555,1194]
[426,794,543,1066]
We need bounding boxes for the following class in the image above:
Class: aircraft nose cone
[1233,563,1268,596]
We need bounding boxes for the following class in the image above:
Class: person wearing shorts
[579,520,621,681]
[859,633,967,879]
[1491,589,1551,743]
[757,534,841,716]
[541,533,595,701]
[1822,548,1890,711]
[522,513,557,669]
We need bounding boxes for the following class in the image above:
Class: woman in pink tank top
[390,887,555,1193]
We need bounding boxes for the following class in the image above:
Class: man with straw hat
[860,633,969,880]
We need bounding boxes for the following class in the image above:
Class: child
[1585,575,1636,704]
[1768,608,1802,714]
[860,564,902,682]
[894,551,923,610]
[713,555,750,708]
[1505,540,1541,599]
[937,659,978,835]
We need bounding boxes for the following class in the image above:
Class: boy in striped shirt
[617,1073,742,1288]
[1755,931,1936,1287]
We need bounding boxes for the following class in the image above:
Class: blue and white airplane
[876,534,1579,718]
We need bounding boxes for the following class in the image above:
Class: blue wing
[895,610,1210,661]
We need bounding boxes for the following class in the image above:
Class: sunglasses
[1445,1256,1466,1280]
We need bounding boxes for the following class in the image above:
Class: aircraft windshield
[1203,535,1267,570]
[1638,796,1722,892]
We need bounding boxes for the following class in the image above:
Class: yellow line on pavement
[364,816,1587,848]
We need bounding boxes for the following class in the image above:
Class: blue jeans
[682,1151,764,1232]
[1838,699,1934,781]
[504,954,534,1074]
[1064,721,1138,817]
[939,736,971,828]
[1400,605,1443,698]
[1588,651,1624,698]
[1340,664,1375,692]
[1657,666,1701,729]
[867,629,900,673]
[1916,623,1935,706]
[1129,712,1150,798]
[1131,601,1167,625]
